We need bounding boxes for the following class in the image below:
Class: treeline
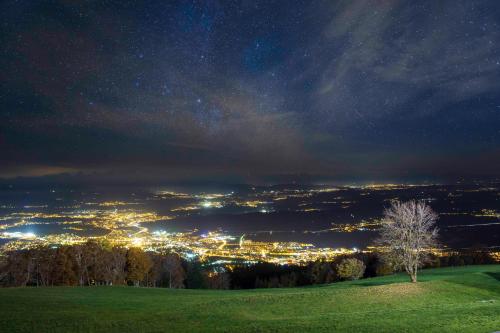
[230,254,386,289]
[0,242,193,288]
[229,250,497,289]
[0,242,496,289]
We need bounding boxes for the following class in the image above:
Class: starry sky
[1,0,500,184]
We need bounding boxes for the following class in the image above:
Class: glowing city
[1,183,499,264]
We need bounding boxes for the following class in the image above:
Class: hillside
[0,265,499,333]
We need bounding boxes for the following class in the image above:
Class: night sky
[1,1,500,183]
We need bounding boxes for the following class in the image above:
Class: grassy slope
[0,265,499,333]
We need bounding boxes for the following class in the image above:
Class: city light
[1,185,499,265]
[1,232,37,240]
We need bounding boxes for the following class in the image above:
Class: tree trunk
[410,271,417,283]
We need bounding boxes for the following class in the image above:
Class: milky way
[1,1,499,183]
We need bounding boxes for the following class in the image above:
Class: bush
[375,261,394,276]
[337,258,365,281]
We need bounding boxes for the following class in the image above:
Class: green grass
[0,265,499,333]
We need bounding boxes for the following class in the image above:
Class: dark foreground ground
[0,265,499,333]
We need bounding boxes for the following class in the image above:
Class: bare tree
[378,200,438,282]
[109,247,127,285]
[164,253,185,289]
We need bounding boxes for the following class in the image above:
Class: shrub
[337,258,365,281]
[375,261,394,276]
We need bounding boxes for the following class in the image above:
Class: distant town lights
[132,237,143,246]
[2,231,37,239]
[200,201,223,208]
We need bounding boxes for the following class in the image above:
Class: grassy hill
[0,265,499,333]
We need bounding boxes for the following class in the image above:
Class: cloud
[302,1,500,122]
[1,0,499,181]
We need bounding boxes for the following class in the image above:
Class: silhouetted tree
[52,247,77,286]
[2,250,33,286]
[308,260,335,284]
[185,260,206,289]
[37,247,55,286]
[164,253,185,288]
[109,247,127,285]
[205,271,230,289]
